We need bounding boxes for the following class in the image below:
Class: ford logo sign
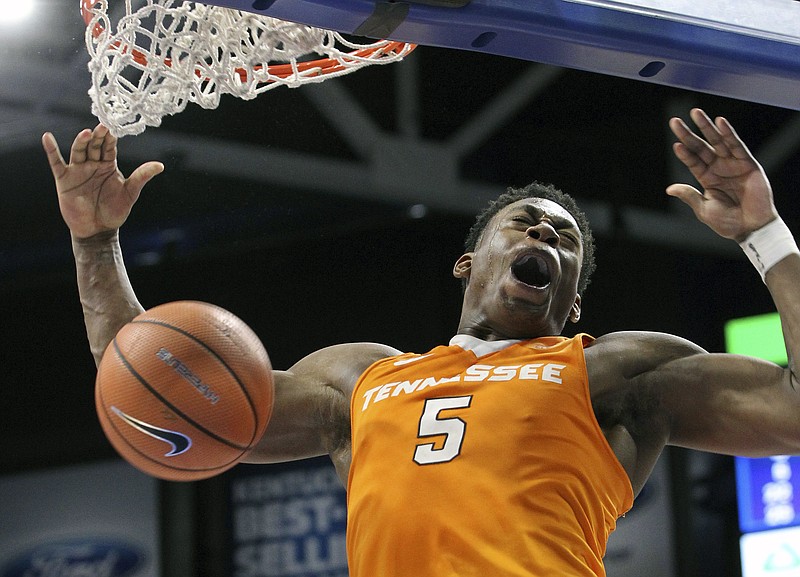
[0,537,144,577]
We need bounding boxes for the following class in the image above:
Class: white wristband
[739,217,800,282]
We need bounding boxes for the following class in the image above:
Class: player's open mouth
[511,254,551,289]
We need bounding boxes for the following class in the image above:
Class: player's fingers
[41,132,68,179]
[665,183,704,215]
[127,161,165,198]
[87,124,109,162]
[100,126,118,163]
[69,128,92,164]
[669,117,716,166]
[689,108,726,151]
[671,141,712,183]
[715,116,756,161]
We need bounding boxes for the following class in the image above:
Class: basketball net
[82,0,417,136]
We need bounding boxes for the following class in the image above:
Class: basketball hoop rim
[80,0,417,82]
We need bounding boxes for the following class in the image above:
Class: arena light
[0,0,34,24]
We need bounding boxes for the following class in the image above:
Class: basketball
[95,301,274,482]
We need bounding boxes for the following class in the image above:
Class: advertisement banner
[737,456,800,534]
[228,458,348,577]
[0,460,159,577]
[740,526,800,577]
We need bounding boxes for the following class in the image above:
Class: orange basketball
[95,301,274,481]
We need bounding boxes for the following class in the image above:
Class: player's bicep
[660,353,800,456]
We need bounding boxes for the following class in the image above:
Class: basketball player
[43,109,800,576]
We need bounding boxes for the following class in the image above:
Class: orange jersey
[346,334,633,577]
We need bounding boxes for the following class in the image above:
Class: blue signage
[228,457,348,577]
[0,537,144,577]
[736,456,800,534]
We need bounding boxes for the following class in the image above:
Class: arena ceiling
[3,0,800,278]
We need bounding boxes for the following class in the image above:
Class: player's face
[454,198,583,339]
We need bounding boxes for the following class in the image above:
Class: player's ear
[453,253,473,280]
[569,295,582,323]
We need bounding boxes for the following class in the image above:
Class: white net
[83,0,416,136]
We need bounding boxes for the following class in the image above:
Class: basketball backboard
[205,0,800,111]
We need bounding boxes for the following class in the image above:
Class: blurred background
[1,1,800,576]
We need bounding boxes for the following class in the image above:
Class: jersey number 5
[413,396,473,465]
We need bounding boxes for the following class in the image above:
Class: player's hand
[666,108,778,243]
[42,124,164,239]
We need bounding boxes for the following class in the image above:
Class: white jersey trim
[449,334,522,358]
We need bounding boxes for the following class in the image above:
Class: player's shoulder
[310,341,402,361]
[287,342,402,390]
[589,330,706,353]
[585,330,707,384]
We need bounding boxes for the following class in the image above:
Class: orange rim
[81,0,416,83]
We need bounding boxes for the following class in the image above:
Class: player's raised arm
[42,125,163,365]
[44,126,400,482]
[661,108,800,455]
[668,109,800,373]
